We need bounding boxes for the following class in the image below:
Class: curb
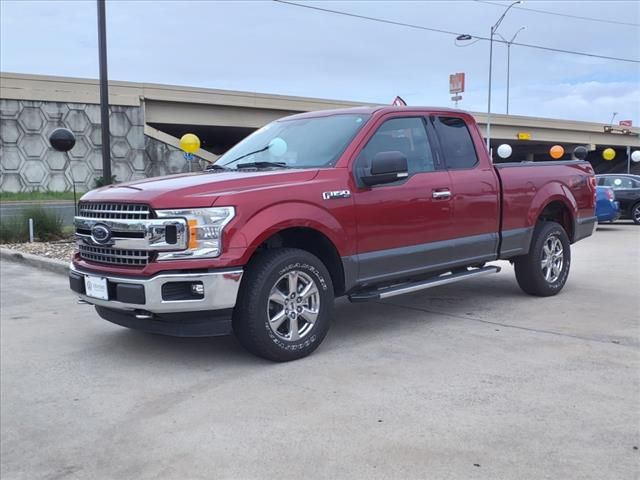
[0,247,69,276]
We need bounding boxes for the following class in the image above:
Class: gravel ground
[0,241,75,262]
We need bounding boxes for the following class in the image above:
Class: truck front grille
[78,202,150,220]
[76,202,153,266]
[78,244,150,266]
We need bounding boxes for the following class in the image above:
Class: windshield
[218,113,370,169]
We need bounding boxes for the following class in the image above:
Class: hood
[81,169,319,209]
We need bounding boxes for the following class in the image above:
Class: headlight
[155,207,235,260]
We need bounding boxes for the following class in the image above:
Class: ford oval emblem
[91,224,112,244]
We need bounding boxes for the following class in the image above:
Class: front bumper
[69,263,243,314]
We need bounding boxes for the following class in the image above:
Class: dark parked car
[596,186,620,223]
[596,174,640,224]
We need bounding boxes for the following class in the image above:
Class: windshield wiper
[235,161,288,169]
[205,163,232,171]
[221,145,270,167]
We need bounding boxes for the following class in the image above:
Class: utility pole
[97,0,112,185]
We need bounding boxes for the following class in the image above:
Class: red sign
[392,96,407,107]
[619,120,633,127]
[449,73,465,94]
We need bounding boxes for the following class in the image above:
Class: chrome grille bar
[79,244,150,266]
[78,202,150,220]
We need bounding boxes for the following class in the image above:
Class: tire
[632,203,640,225]
[514,221,571,297]
[232,248,334,362]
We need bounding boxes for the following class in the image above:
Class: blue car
[596,186,621,223]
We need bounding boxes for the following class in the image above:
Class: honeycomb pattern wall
[0,99,198,193]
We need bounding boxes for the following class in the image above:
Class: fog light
[191,283,204,295]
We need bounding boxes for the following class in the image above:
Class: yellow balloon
[602,148,616,161]
[180,133,201,153]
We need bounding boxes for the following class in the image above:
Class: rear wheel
[632,203,640,225]
[514,221,571,297]
[232,248,334,362]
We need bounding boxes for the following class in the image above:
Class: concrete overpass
[1,72,638,193]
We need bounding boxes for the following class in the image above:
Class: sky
[1,0,639,124]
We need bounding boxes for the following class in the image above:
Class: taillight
[589,175,597,207]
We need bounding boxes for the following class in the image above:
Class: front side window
[217,114,370,169]
[356,117,435,175]
[433,116,478,170]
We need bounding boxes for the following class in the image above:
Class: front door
[350,114,455,286]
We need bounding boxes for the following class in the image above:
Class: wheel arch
[529,182,578,242]
[536,199,575,241]
[248,226,347,296]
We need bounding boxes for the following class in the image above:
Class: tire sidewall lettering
[267,261,327,350]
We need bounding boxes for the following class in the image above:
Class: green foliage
[93,175,118,189]
[0,216,28,243]
[0,191,80,202]
[0,206,64,243]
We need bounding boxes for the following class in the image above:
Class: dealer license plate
[84,275,108,300]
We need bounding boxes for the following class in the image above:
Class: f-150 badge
[322,190,351,200]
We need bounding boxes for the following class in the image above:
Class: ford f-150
[61,107,597,361]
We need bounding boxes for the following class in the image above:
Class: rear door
[351,114,454,285]
[431,115,500,264]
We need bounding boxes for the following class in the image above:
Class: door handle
[432,190,452,199]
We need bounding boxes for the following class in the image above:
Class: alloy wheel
[540,235,564,283]
[267,270,320,341]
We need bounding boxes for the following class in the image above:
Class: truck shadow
[99,328,264,366]
[97,270,523,364]
[327,273,523,344]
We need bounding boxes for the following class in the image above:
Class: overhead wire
[474,0,640,28]
[273,0,640,64]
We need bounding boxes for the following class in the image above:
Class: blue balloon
[269,137,287,157]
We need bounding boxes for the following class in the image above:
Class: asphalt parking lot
[1,223,639,480]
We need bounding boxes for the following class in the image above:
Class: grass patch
[0,206,64,242]
[0,191,82,202]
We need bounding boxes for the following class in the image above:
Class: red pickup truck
[63,107,597,361]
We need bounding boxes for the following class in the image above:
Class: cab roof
[281,106,471,121]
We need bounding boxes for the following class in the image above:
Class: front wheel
[232,248,334,362]
[514,221,571,297]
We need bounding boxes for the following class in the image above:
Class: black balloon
[573,146,588,160]
[49,128,76,152]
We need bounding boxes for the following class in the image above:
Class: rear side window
[602,176,638,189]
[433,116,478,170]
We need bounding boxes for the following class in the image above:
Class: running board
[348,266,501,303]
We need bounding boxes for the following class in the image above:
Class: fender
[226,201,350,266]
[527,181,578,228]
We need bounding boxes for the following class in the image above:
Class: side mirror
[49,128,76,152]
[361,151,409,187]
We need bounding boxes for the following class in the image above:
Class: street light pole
[504,27,525,115]
[486,0,521,154]
[97,0,112,185]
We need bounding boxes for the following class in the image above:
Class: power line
[474,0,640,28]
[274,0,640,64]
